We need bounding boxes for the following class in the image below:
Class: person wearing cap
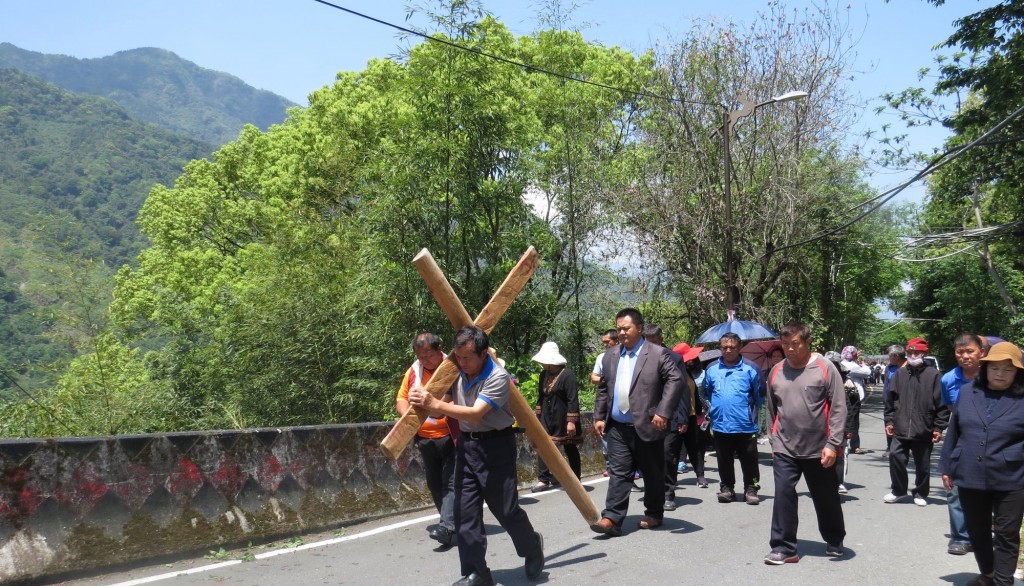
[884,337,950,506]
[529,341,581,493]
[671,341,708,489]
[395,332,457,548]
[940,333,986,556]
[939,341,1024,586]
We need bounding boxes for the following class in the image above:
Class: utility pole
[722,91,807,314]
[971,190,1018,316]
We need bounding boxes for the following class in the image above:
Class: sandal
[530,482,552,493]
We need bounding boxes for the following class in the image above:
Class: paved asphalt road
[57,387,1020,586]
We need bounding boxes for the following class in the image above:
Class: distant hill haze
[0,43,296,145]
[0,67,216,390]
[0,43,295,392]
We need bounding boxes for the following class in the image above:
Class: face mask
[907,357,924,367]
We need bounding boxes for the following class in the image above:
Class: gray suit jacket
[594,339,684,442]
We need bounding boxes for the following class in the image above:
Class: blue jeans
[947,485,970,544]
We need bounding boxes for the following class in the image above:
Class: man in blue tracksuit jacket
[704,332,763,505]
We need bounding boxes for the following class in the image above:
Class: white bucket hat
[531,341,567,365]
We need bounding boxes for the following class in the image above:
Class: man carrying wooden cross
[409,325,544,586]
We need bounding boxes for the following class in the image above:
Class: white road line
[107,476,608,586]
[108,560,243,586]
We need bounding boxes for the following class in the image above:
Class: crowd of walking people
[400,312,1024,586]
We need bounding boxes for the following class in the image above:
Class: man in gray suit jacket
[592,308,684,536]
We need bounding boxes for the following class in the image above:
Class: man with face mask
[884,337,950,507]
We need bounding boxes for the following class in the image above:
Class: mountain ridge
[0,43,296,145]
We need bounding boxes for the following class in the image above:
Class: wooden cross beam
[380,246,600,528]
[378,247,538,460]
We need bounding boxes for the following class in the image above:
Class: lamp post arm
[723,108,734,313]
[728,94,757,127]
[721,90,807,314]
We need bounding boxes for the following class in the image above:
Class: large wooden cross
[380,246,600,528]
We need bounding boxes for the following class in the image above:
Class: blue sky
[0,0,996,199]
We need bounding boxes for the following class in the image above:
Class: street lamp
[722,90,808,314]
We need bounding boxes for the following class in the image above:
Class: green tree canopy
[94,12,651,432]
[879,0,1024,348]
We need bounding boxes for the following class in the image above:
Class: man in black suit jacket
[592,308,684,536]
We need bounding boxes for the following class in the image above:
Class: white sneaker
[838,484,848,494]
[883,492,905,503]
[914,496,927,507]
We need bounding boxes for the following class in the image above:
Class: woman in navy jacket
[940,342,1024,586]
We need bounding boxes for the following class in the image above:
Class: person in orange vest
[395,332,456,548]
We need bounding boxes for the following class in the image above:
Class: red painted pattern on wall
[209,455,246,497]
[166,457,204,498]
[257,454,284,492]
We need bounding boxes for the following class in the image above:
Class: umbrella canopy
[982,335,1006,348]
[741,339,784,373]
[698,349,722,365]
[695,311,779,345]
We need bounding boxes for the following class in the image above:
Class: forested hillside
[0,43,295,145]
[0,68,214,392]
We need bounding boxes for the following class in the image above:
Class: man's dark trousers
[664,427,684,500]
[682,414,706,477]
[455,434,540,577]
[416,434,455,531]
[604,419,665,523]
[889,436,933,497]
[769,452,846,555]
[714,431,760,492]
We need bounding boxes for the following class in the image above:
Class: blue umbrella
[695,311,778,344]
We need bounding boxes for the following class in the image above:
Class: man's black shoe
[429,526,455,546]
[452,570,494,586]
[525,532,544,579]
[948,541,972,555]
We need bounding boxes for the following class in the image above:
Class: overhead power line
[766,100,1024,257]
[315,1,1024,259]
[0,369,77,436]
[904,221,1023,248]
[891,243,979,263]
[312,0,716,108]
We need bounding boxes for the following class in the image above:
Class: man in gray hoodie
[763,321,848,565]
